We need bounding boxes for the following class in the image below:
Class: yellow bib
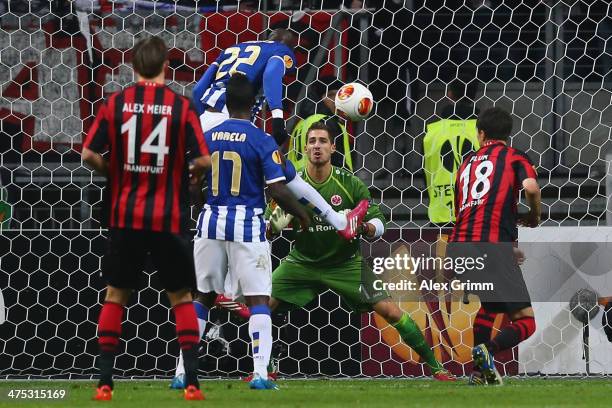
[423,119,479,223]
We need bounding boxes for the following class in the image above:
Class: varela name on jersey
[211,131,247,142]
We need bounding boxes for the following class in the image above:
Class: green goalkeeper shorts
[271,258,389,313]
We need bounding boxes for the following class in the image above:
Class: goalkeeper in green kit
[265,121,455,381]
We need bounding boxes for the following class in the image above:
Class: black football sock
[473,307,497,347]
[182,346,200,389]
[97,351,115,389]
[487,316,536,353]
[96,302,124,389]
[173,302,201,389]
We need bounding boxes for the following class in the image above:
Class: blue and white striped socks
[248,304,272,379]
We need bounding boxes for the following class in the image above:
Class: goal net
[0,0,610,378]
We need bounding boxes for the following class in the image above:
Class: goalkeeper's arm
[267,202,294,237]
[352,176,387,239]
[360,218,385,239]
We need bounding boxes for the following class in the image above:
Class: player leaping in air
[171,29,369,389]
[191,28,367,241]
[190,74,310,390]
[265,121,456,382]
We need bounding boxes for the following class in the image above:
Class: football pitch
[0,378,609,408]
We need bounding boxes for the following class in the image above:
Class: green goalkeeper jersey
[265,166,386,266]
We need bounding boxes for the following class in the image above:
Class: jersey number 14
[121,115,169,167]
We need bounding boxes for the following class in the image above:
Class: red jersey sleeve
[83,102,110,153]
[512,150,537,185]
[185,103,209,158]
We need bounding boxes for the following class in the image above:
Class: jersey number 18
[459,160,494,205]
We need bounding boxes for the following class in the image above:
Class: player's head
[476,107,513,144]
[268,28,296,48]
[226,74,255,118]
[448,80,478,103]
[131,36,168,80]
[305,121,335,166]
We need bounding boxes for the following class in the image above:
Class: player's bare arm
[188,155,211,207]
[521,177,541,227]
[189,154,212,180]
[81,147,108,176]
[267,181,310,230]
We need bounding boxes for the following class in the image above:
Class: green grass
[0,378,609,408]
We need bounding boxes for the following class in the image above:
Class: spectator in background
[441,79,480,120]
[423,79,480,226]
[289,77,354,170]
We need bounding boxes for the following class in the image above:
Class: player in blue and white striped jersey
[194,118,291,242]
[192,29,296,143]
[176,74,309,391]
[192,29,367,242]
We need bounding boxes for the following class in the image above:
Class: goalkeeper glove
[272,117,289,146]
[269,204,294,234]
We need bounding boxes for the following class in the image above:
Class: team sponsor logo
[331,194,343,206]
[337,84,354,101]
[283,55,294,69]
[272,150,283,164]
[358,97,373,115]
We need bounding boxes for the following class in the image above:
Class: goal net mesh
[0,0,610,378]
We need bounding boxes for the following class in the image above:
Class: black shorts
[102,228,196,292]
[447,241,532,313]
[480,301,532,314]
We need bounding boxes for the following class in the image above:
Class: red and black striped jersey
[449,140,537,242]
[84,82,209,235]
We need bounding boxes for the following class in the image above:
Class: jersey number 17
[211,151,242,196]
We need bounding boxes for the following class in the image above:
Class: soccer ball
[334,82,374,121]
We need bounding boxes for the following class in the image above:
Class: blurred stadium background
[0,0,610,380]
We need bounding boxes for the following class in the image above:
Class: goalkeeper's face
[306,129,335,166]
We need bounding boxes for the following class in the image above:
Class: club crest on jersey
[272,151,282,164]
[284,55,294,69]
[331,194,342,206]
